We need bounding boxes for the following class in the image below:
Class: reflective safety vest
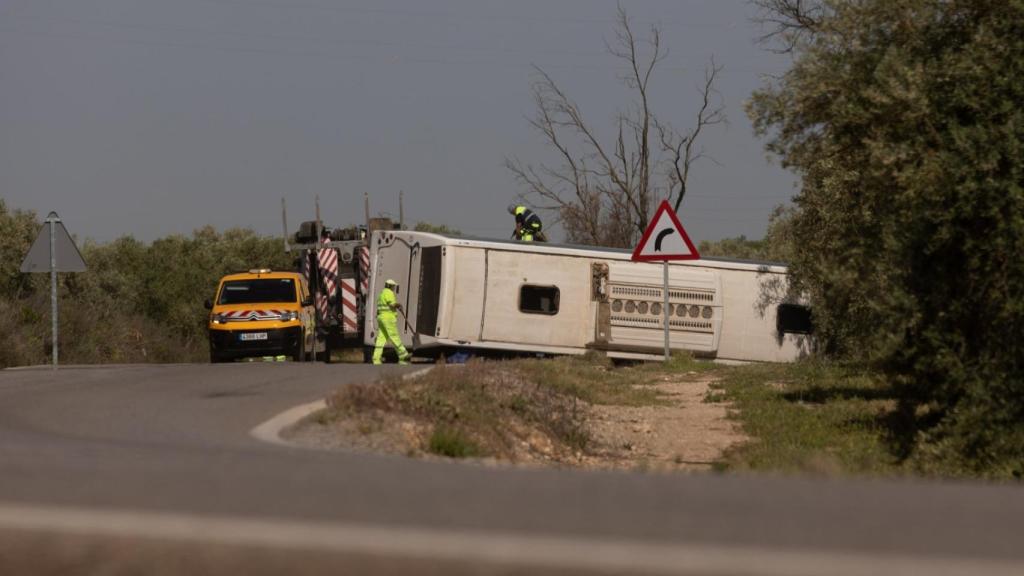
[377,287,397,319]
[514,206,542,231]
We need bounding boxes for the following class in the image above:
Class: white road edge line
[249,399,327,447]
[249,366,434,447]
[0,502,1020,576]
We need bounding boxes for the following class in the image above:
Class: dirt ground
[286,370,746,473]
[583,373,747,471]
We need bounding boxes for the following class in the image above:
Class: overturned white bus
[363,230,813,363]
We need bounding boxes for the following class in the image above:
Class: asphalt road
[1,363,1022,575]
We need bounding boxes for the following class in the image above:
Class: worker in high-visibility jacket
[508,203,546,242]
[372,278,411,365]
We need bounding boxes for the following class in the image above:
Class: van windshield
[218,279,297,305]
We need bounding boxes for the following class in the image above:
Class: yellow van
[205,269,315,363]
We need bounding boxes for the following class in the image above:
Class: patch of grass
[325,380,402,416]
[320,351,999,478]
[356,421,380,436]
[332,347,367,364]
[314,410,333,426]
[506,394,529,416]
[428,427,482,458]
[321,352,725,462]
[638,351,719,374]
[326,356,654,459]
[712,360,904,476]
[515,354,670,407]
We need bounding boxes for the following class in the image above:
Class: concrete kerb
[249,366,435,448]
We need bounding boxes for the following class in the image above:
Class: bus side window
[777,304,813,334]
[520,285,560,315]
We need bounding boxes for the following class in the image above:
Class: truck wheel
[210,350,228,364]
[292,331,307,362]
[321,337,332,364]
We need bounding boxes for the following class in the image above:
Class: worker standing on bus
[372,279,411,365]
[508,203,546,242]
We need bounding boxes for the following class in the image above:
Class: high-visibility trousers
[518,223,541,242]
[372,315,409,364]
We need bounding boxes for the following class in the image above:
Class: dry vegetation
[289,356,963,478]
[287,354,745,472]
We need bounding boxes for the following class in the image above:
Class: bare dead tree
[505,5,724,248]
[657,59,725,213]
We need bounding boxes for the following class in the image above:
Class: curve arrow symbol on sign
[654,228,675,252]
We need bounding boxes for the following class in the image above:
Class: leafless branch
[659,60,726,212]
[504,5,723,247]
[750,0,826,53]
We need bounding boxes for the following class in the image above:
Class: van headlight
[211,314,227,324]
[279,311,298,322]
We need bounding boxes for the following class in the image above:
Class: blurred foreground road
[1,363,1023,575]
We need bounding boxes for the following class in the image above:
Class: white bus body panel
[479,250,595,348]
[604,261,722,354]
[715,267,803,363]
[365,231,811,363]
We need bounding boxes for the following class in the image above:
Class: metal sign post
[630,200,701,362]
[20,212,87,369]
[49,215,58,368]
[663,262,670,361]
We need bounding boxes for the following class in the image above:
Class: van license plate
[239,333,268,341]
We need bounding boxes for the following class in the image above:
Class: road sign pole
[48,214,58,369]
[630,200,701,364]
[20,211,86,369]
[663,261,670,362]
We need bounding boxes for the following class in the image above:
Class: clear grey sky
[0,0,796,244]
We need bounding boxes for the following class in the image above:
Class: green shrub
[750,0,1024,477]
[0,203,296,367]
[428,427,482,458]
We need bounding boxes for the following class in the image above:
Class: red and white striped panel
[317,248,339,321]
[222,310,287,322]
[358,246,370,297]
[340,278,358,333]
[315,293,328,323]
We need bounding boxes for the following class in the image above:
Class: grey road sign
[19,212,87,369]
[20,213,87,273]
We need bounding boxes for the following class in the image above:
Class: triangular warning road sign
[20,213,87,273]
[631,200,700,261]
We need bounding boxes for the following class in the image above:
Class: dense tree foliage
[0,201,292,367]
[750,0,1024,475]
[413,221,462,236]
[0,200,39,298]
